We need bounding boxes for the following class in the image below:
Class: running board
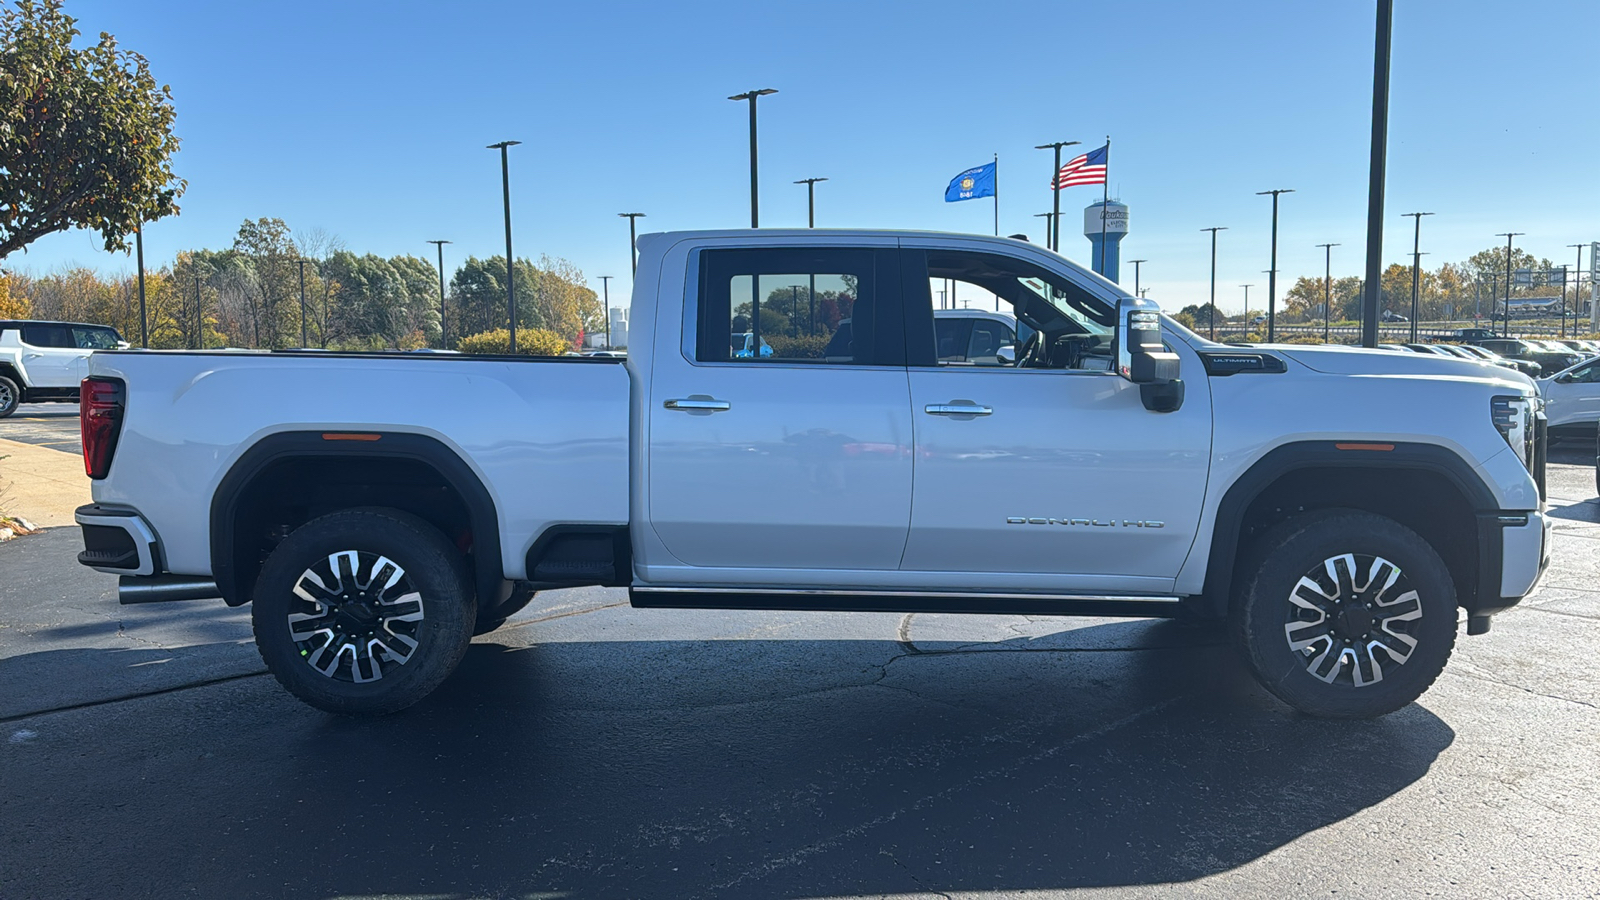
[629,586,1188,618]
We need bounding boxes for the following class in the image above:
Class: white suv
[933,308,1034,365]
[0,320,128,417]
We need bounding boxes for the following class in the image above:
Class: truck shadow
[255,620,1450,898]
[2,619,1456,899]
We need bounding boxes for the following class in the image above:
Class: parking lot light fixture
[427,240,451,348]
[1257,189,1295,342]
[1129,260,1148,296]
[1316,243,1341,343]
[729,89,777,227]
[1495,232,1523,337]
[487,140,522,353]
[794,178,827,227]
[1403,213,1433,342]
[1033,212,1056,249]
[1202,227,1227,340]
[1035,141,1081,252]
[618,213,646,277]
[1567,244,1586,339]
[599,275,613,350]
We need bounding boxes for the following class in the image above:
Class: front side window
[72,327,121,350]
[913,250,1114,372]
[696,248,885,365]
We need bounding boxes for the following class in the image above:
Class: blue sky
[13,0,1599,314]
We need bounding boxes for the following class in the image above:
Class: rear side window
[696,247,897,365]
[20,324,74,348]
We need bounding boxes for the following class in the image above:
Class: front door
[18,323,82,388]
[898,244,1212,594]
[646,244,915,575]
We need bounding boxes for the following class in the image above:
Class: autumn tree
[0,0,184,259]
[232,217,300,347]
[0,272,28,317]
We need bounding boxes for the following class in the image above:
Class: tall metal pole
[1202,227,1227,340]
[135,223,147,347]
[599,275,613,350]
[1034,213,1055,250]
[1129,260,1147,296]
[993,152,999,236]
[427,240,451,348]
[488,140,522,352]
[1402,212,1433,342]
[1361,0,1393,348]
[729,89,777,227]
[1241,284,1253,334]
[1036,141,1080,252]
[193,275,203,350]
[618,213,646,277]
[295,259,310,348]
[1257,189,1294,342]
[1568,244,1586,339]
[1317,243,1340,344]
[1559,266,1569,339]
[793,178,826,227]
[1496,232,1523,337]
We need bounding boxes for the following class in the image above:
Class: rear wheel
[251,509,476,715]
[1232,509,1458,719]
[0,375,19,418]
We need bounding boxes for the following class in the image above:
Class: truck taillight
[81,377,125,480]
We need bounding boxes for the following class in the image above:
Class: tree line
[1176,244,1592,330]
[0,217,606,352]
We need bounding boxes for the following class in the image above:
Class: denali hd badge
[1006,517,1165,528]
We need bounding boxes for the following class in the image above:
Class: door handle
[925,403,992,417]
[23,353,43,359]
[664,398,731,412]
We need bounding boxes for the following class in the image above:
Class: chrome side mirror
[996,344,1016,366]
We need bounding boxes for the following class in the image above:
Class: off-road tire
[252,508,476,715]
[1232,509,1458,718]
[0,375,20,418]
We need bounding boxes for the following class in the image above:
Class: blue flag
[945,162,996,202]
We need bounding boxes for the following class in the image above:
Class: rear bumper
[75,504,159,576]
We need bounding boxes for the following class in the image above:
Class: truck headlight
[1491,395,1534,467]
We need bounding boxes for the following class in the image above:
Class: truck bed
[87,350,631,582]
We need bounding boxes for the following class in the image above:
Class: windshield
[73,326,122,350]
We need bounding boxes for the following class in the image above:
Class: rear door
[646,243,915,574]
[17,324,81,387]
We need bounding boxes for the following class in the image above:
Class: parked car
[934,308,1034,366]
[1452,343,1541,377]
[1470,338,1582,377]
[1538,356,1600,441]
[731,332,773,358]
[75,228,1549,721]
[1443,328,1498,342]
[1381,310,1408,322]
[0,320,128,417]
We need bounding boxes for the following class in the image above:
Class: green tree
[0,0,184,259]
[232,217,299,347]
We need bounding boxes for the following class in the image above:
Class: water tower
[1083,200,1129,283]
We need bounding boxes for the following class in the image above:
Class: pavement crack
[879,847,952,899]
[0,669,271,724]
[1442,667,1600,712]
[895,613,923,655]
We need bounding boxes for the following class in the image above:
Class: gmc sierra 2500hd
[75,229,1550,719]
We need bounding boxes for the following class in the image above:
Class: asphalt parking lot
[2,413,1597,899]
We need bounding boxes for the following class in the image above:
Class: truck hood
[1269,344,1535,389]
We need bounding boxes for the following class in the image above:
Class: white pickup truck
[75,229,1550,719]
[0,320,128,417]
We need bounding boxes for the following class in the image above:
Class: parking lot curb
[0,437,90,528]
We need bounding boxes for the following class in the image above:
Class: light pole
[728,89,777,227]
[488,140,522,352]
[1129,259,1147,296]
[1568,244,1586,339]
[1496,232,1523,337]
[1402,212,1433,342]
[617,212,646,279]
[1361,0,1393,348]
[1036,140,1081,252]
[1316,243,1340,343]
[1033,212,1056,249]
[1241,284,1254,335]
[294,258,312,348]
[193,275,203,350]
[134,223,147,348]
[427,240,451,348]
[1201,227,1227,340]
[794,177,827,227]
[599,275,613,350]
[1257,188,1294,342]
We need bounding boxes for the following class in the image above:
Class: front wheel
[251,509,476,715]
[1232,510,1458,719]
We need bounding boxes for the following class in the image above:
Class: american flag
[1052,144,1108,189]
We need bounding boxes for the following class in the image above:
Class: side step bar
[630,586,1188,619]
[119,576,222,605]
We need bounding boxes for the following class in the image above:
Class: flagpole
[993,153,999,236]
[1100,136,1110,277]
